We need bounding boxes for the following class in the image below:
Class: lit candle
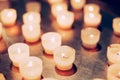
[41,32,62,55]
[84,12,102,28]
[0,73,5,80]
[0,8,17,27]
[25,1,41,12]
[53,45,75,71]
[112,17,120,36]
[84,3,100,14]
[8,43,30,67]
[51,2,68,18]
[0,23,2,39]
[19,56,42,80]
[70,0,86,11]
[56,11,74,29]
[22,24,41,43]
[81,27,100,49]
[107,44,120,65]
[42,78,57,80]
[107,63,120,80]
[23,12,41,24]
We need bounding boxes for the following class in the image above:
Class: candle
[112,17,120,36]
[56,11,74,29]
[19,56,42,80]
[107,44,120,65]
[0,23,2,39]
[70,0,86,11]
[107,63,120,80]
[84,3,100,14]
[25,1,41,12]
[0,73,5,80]
[8,43,30,67]
[81,27,100,49]
[84,12,102,28]
[41,32,62,55]
[22,24,41,43]
[51,2,68,18]
[0,8,17,27]
[23,12,41,24]
[42,78,57,80]
[47,0,65,5]
[53,45,75,71]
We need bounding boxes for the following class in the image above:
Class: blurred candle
[0,23,2,39]
[51,2,68,18]
[47,0,65,5]
[107,44,120,65]
[107,63,120,80]
[84,12,102,28]
[56,11,74,29]
[112,17,120,36]
[70,0,86,11]
[0,8,17,27]
[23,12,41,24]
[25,1,41,12]
[22,24,41,43]
[42,78,57,80]
[8,43,30,67]
[81,27,100,49]
[41,32,62,55]
[53,45,75,71]
[19,56,42,80]
[84,3,100,14]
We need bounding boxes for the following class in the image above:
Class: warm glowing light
[42,78,57,80]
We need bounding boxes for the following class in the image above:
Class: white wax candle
[25,1,41,12]
[0,22,2,39]
[56,11,74,29]
[22,24,41,43]
[112,17,120,36]
[51,2,68,18]
[70,0,86,10]
[81,27,100,49]
[42,78,57,80]
[53,45,75,71]
[107,44,120,65]
[107,63,120,80]
[19,56,42,80]
[8,43,30,67]
[84,12,102,28]
[41,32,62,55]
[23,12,41,24]
[0,8,17,27]
[84,3,100,14]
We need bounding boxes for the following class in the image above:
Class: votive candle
[41,32,62,55]
[0,8,17,27]
[19,56,42,80]
[53,45,75,71]
[8,43,30,67]
[81,27,100,49]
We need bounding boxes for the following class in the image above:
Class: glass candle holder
[25,1,41,12]
[53,45,75,71]
[0,8,17,27]
[19,56,42,80]
[51,2,68,18]
[0,23,2,39]
[107,63,120,80]
[22,24,41,43]
[23,12,41,24]
[84,3,100,14]
[70,0,86,11]
[56,11,74,29]
[42,78,57,80]
[81,27,100,49]
[84,12,102,28]
[8,43,30,67]
[107,44,120,65]
[41,32,62,55]
[112,17,120,36]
